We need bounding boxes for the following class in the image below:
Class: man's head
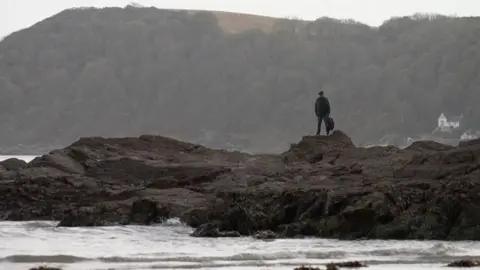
[319,91,324,96]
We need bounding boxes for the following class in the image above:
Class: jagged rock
[253,230,278,239]
[294,266,321,270]
[327,261,368,268]
[406,141,454,152]
[459,138,480,147]
[0,166,17,180]
[283,130,355,163]
[2,132,480,240]
[447,260,480,267]
[29,267,62,270]
[190,223,240,238]
[128,199,170,225]
[57,205,124,227]
[190,223,221,237]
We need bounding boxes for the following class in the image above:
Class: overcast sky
[2,0,479,38]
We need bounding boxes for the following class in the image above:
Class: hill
[0,7,480,154]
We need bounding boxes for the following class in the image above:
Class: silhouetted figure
[315,91,331,135]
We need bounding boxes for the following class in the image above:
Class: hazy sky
[2,0,480,38]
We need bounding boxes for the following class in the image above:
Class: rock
[447,260,480,267]
[128,199,169,225]
[0,166,17,180]
[57,205,122,227]
[283,130,355,163]
[406,141,454,152]
[190,223,219,237]
[294,266,321,270]
[327,261,368,268]
[190,223,241,238]
[0,158,27,171]
[459,138,480,147]
[253,230,278,239]
[180,207,211,227]
[220,230,242,237]
[2,131,480,240]
[29,267,62,270]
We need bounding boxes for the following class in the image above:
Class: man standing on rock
[315,91,331,135]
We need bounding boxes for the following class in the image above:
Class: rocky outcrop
[447,260,480,267]
[0,158,27,171]
[253,230,278,239]
[294,266,320,270]
[0,158,27,180]
[2,131,480,240]
[191,223,241,237]
[29,267,61,270]
[328,261,368,268]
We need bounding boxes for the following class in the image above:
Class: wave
[1,249,477,265]
[363,243,464,257]
[159,217,186,227]
[2,255,90,263]
[1,218,189,229]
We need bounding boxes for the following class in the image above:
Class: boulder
[0,158,27,171]
[282,130,355,163]
[253,230,278,239]
[128,199,170,225]
[57,205,127,227]
[29,267,62,270]
[406,141,454,152]
[447,260,480,267]
[190,223,241,238]
[327,261,368,268]
[294,266,321,270]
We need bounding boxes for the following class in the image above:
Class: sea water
[1,220,479,270]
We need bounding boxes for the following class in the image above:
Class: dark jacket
[315,96,330,117]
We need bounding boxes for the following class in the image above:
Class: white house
[461,130,479,141]
[437,113,462,131]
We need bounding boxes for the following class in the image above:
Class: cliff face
[1,131,480,240]
[1,8,480,153]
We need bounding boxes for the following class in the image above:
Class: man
[315,91,331,135]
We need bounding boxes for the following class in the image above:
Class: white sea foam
[1,220,480,270]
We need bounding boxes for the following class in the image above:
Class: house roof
[440,112,463,122]
[448,115,463,122]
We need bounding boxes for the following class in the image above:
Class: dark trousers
[316,114,329,135]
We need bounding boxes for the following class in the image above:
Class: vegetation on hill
[0,7,479,153]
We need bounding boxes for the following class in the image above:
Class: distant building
[461,130,479,141]
[437,113,463,132]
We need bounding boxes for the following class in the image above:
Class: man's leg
[316,116,323,135]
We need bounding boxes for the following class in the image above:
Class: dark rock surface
[2,131,480,240]
[328,261,368,268]
[447,260,480,267]
[191,223,241,238]
[253,230,278,239]
[29,267,62,270]
[294,266,321,270]
[0,158,27,171]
